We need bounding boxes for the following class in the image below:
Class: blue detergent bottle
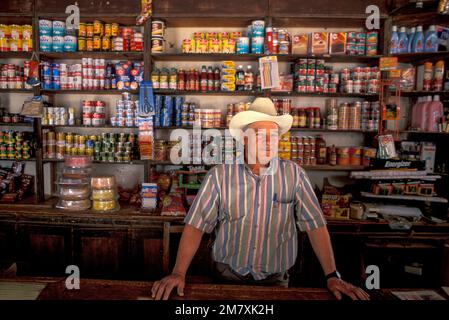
[424,25,438,52]
[408,27,416,53]
[412,25,424,53]
[398,27,409,53]
[390,25,399,54]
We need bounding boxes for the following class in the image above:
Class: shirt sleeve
[184,166,221,233]
[294,166,327,232]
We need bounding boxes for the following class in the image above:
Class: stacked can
[0,130,33,160]
[42,106,75,126]
[111,93,138,127]
[81,58,105,90]
[273,98,292,115]
[81,100,106,126]
[180,102,196,127]
[346,32,366,56]
[338,102,350,130]
[348,102,362,130]
[269,28,291,55]
[51,20,65,52]
[362,101,380,132]
[0,63,26,89]
[151,20,165,53]
[0,24,33,52]
[340,66,380,94]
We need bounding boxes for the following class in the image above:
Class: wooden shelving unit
[39,51,144,60]
[41,89,139,95]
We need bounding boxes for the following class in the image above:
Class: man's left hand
[327,278,370,300]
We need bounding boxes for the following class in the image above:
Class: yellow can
[104,24,111,37]
[93,20,103,36]
[57,132,66,142]
[86,23,94,37]
[86,37,94,51]
[111,23,119,37]
[0,38,9,51]
[79,135,86,145]
[22,38,32,51]
[22,25,32,39]
[9,38,22,52]
[0,24,10,38]
[93,36,101,50]
[10,25,22,39]
[47,131,55,142]
[101,36,110,51]
[78,23,86,37]
[65,132,73,144]
[78,37,86,51]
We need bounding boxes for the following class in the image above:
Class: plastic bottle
[390,25,399,54]
[207,66,214,91]
[424,25,438,53]
[398,27,409,54]
[213,67,220,91]
[244,65,254,91]
[412,26,424,53]
[408,27,416,53]
[236,65,245,91]
[426,95,444,132]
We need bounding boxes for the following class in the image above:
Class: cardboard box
[321,194,350,219]
[329,32,346,55]
[311,32,328,55]
[292,34,309,54]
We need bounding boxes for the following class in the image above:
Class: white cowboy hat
[229,97,293,143]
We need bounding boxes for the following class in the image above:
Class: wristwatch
[325,270,342,281]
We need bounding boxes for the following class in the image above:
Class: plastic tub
[57,184,90,200]
[92,199,120,212]
[62,167,92,179]
[91,175,116,190]
[55,199,91,211]
[91,188,117,201]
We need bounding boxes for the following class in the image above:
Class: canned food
[86,37,93,51]
[151,20,165,37]
[104,24,111,37]
[93,36,101,50]
[151,37,164,53]
[102,36,110,51]
[111,23,119,37]
[22,38,32,51]
[93,20,103,36]
[78,37,86,51]
[86,23,94,37]
[78,23,86,37]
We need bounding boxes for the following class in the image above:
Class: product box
[292,34,310,54]
[221,74,236,83]
[221,60,235,69]
[221,82,236,91]
[115,61,144,90]
[420,142,436,173]
[311,32,329,55]
[329,32,347,55]
[437,25,449,50]
[321,194,350,219]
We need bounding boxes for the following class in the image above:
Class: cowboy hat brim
[229,110,293,143]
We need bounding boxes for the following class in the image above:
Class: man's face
[243,121,279,165]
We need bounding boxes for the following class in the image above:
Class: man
[151,97,369,300]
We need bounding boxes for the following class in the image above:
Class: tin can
[93,20,103,36]
[182,38,195,53]
[93,36,101,50]
[86,37,93,51]
[111,23,119,37]
[63,35,77,52]
[10,39,22,52]
[0,25,10,38]
[78,23,86,37]
[151,20,165,37]
[52,21,65,36]
[102,36,110,51]
[151,37,164,53]
[104,24,111,37]
[86,23,94,37]
[10,25,22,39]
[22,38,32,51]
[77,37,86,51]
[0,38,9,52]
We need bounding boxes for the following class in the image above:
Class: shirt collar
[242,157,279,179]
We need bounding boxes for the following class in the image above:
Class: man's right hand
[151,273,185,300]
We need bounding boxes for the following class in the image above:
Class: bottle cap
[410,27,416,32]
[417,26,423,32]
[400,27,406,33]
[429,25,436,31]
[392,26,398,32]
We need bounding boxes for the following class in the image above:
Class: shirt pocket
[271,200,296,245]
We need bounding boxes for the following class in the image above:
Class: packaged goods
[292,34,309,54]
[311,32,328,55]
[329,32,346,54]
[55,199,91,211]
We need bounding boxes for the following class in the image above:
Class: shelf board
[43,159,146,165]
[361,191,448,204]
[39,51,144,60]
[270,91,380,99]
[154,126,376,134]
[151,16,262,28]
[0,158,35,162]
[41,89,139,95]
[402,130,449,135]
[154,90,261,96]
[37,14,140,26]
[391,51,449,64]
[401,91,449,97]
[0,52,33,59]
[0,122,33,127]
[42,124,138,129]
[151,53,381,63]
[0,88,33,93]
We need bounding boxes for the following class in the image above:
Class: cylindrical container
[151,20,165,37]
[39,19,52,35]
[337,147,350,166]
[251,36,264,54]
[236,37,250,54]
[52,35,64,52]
[251,20,265,37]
[52,20,65,36]
[63,35,77,52]
[151,37,164,53]
[40,35,52,51]
[349,147,362,165]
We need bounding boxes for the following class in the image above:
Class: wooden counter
[2,276,442,300]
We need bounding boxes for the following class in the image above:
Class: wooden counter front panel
[0,223,15,267]
[16,225,70,276]
[73,229,127,279]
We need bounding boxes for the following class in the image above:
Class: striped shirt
[184,158,326,280]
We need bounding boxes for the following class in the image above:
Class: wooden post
[162,222,170,274]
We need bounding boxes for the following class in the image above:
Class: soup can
[93,20,103,36]
[151,20,165,37]
[39,19,52,35]
[0,38,9,52]
[78,37,86,51]
[10,25,22,39]
[93,36,101,50]
[78,23,86,37]
[0,25,10,38]
[9,39,22,52]
[86,23,94,37]
[111,23,119,37]
[86,37,93,51]
[102,36,110,51]
[104,24,111,37]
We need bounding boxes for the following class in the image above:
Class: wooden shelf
[151,16,262,28]
[0,122,33,127]
[0,88,33,93]
[43,159,146,165]
[271,91,380,99]
[0,52,33,59]
[41,89,139,95]
[42,124,138,129]
[154,90,261,96]
[361,192,448,204]
[151,53,381,63]
[402,130,449,135]
[39,51,144,60]
[0,158,35,162]
[154,126,376,134]
[401,91,449,97]
[391,51,449,64]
